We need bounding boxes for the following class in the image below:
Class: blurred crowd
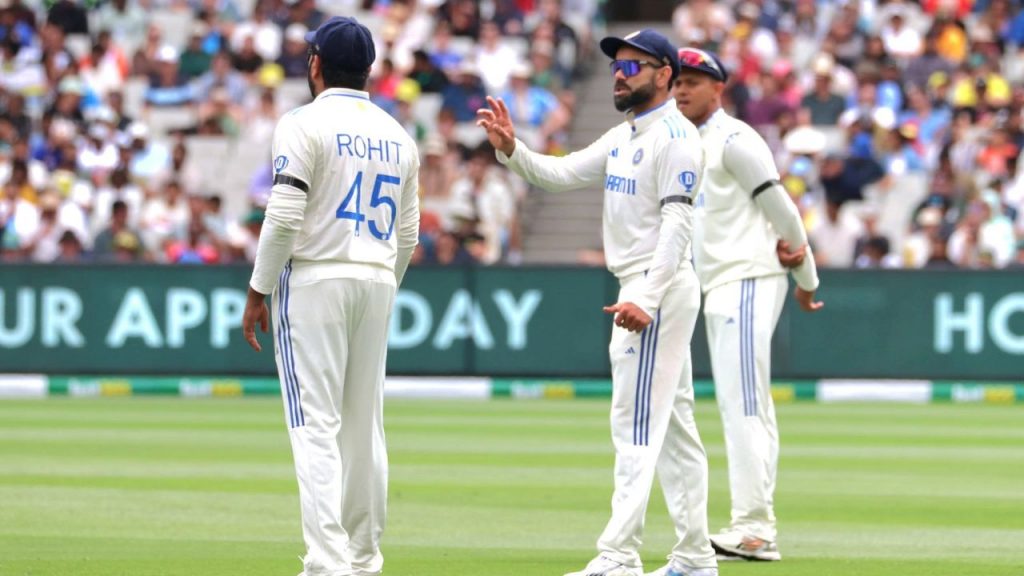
[0,0,597,265]
[680,0,1024,269]
[5,0,1024,271]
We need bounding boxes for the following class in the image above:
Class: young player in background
[672,46,824,562]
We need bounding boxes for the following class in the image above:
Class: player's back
[694,109,784,292]
[282,88,419,278]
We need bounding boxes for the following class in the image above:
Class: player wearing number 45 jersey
[479,29,717,576]
[672,47,823,562]
[242,16,419,576]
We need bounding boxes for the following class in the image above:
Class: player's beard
[613,76,656,112]
[307,67,316,99]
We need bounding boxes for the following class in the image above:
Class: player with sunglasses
[479,29,717,576]
[672,47,824,563]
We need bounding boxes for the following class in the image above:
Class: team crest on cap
[633,149,644,165]
[274,155,289,173]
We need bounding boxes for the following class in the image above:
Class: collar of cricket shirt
[627,96,676,135]
[698,107,727,133]
[316,87,371,102]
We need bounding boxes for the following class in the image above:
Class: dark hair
[321,60,369,90]
[112,200,128,213]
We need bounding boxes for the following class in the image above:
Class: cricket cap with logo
[304,16,376,73]
[600,29,680,81]
[676,46,729,83]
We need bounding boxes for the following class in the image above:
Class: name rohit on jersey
[336,132,404,164]
[605,174,637,195]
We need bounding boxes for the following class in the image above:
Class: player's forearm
[496,137,602,192]
[755,185,820,291]
[632,203,691,316]
[249,186,306,295]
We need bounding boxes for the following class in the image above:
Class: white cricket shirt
[694,108,818,293]
[250,88,420,294]
[498,98,703,312]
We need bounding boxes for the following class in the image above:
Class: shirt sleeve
[496,129,612,192]
[631,129,701,316]
[249,113,315,295]
[723,128,820,291]
[394,150,421,286]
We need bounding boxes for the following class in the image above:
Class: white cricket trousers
[703,274,787,542]
[272,263,397,576]
[597,265,716,570]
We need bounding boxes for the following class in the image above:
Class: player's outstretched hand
[603,302,652,333]
[476,96,516,157]
[242,287,270,352]
[776,240,806,268]
[794,287,824,313]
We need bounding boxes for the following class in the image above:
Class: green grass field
[0,398,1022,576]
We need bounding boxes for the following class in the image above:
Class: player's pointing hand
[603,302,653,333]
[476,96,516,157]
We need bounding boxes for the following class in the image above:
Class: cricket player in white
[479,29,717,576]
[241,17,419,576]
[672,47,823,562]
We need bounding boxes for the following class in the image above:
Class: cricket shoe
[644,560,718,576]
[564,555,643,576]
[709,530,781,561]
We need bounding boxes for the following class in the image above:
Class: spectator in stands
[94,0,149,53]
[499,62,570,151]
[903,205,944,267]
[54,228,86,262]
[441,60,487,123]
[230,33,264,76]
[1,93,32,143]
[426,230,477,265]
[419,133,457,221]
[106,90,134,131]
[447,144,514,264]
[144,45,195,107]
[746,70,793,130]
[92,167,143,237]
[141,179,190,256]
[0,140,47,192]
[801,60,846,125]
[93,199,144,261]
[196,86,243,136]
[906,32,955,91]
[180,25,214,80]
[231,2,281,62]
[409,49,449,93]
[166,217,220,264]
[428,21,463,74]
[127,122,171,186]
[880,11,922,62]
[47,0,88,35]
[77,123,119,178]
[440,0,480,39]
[810,199,863,267]
[193,51,247,105]
[475,20,517,94]
[527,0,579,76]
[277,23,309,78]
[80,30,130,98]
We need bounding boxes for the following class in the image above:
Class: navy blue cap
[304,16,375,73]
[600,29,680,81]
[676,46,729,83]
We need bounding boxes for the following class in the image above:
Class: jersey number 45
[336,171,399,241]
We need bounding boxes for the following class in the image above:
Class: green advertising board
[0,265,1021,379]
